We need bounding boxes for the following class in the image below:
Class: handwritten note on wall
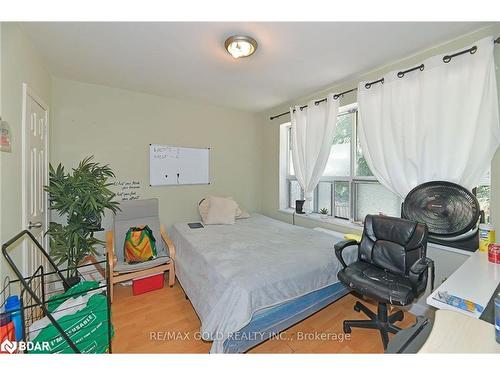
[113,180,142,201]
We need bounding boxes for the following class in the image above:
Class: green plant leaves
[45,156,120,276]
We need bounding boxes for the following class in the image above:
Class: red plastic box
[132,273,164,295]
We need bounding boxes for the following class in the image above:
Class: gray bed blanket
[171,214,357,353]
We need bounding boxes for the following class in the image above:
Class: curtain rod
[269,36,500,121]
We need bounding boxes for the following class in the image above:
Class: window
[280,104,493,226]
[474,169,491,224]
[289,180,303,209]
[281,103,401,223]
[333,181,350,219]
[353,181,400,221]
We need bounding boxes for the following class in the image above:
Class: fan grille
[402,181,480,237]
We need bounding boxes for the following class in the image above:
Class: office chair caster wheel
[343,322,351,334]
[354,301,362,312]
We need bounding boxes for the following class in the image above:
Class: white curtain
[290,93,339,212]
[357,36,500,199]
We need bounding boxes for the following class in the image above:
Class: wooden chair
[106,198,175,302]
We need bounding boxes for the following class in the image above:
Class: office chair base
[343,301,403,349]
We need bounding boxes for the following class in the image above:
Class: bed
[171,214,357,353]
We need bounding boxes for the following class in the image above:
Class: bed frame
[221,282,349,353]
[180,278,349,353]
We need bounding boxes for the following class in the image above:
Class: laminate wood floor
[111,281,415,354]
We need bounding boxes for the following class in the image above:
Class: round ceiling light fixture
[224,35,258,59]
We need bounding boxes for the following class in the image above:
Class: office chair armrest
[334,239,358,268]
[409,257,435,291]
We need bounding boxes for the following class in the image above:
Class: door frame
[21,83,50,272]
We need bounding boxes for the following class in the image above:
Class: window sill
[277,208,474,257]
[278,208,363,232]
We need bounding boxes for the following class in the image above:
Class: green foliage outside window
[332,112,372,177]
[476,185,491,223]
[332,113,352,145]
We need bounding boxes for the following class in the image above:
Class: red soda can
[488,243,500,264]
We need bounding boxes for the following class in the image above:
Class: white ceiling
[21,22,490,112]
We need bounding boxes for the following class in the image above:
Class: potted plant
[319,208,329,219]
[45,156,120,286]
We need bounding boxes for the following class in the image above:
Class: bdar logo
[1,339,17,354]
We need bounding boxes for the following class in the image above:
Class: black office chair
[334,215,434,349]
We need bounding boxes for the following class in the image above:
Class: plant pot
[320,214,328,220]
[64,276,81,291]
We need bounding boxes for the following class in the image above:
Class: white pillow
[204,196,238,225]
[236,206,251,219]
[198,196,250,221]
[198,198,210,223]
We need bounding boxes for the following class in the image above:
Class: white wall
[0,23,52,282]
[50,78,263,238]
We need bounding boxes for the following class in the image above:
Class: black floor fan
[402,181,481,252]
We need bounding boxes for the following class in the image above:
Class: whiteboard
[149,144,210,186]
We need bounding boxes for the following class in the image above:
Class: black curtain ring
[470,46,478,54]
[443,55,451,63]
[365,82,372,89]
[333,94,340,100]
[397,71,404,78]
[314,101,319,106]
[381,78,384,84]
[419,64,425,71]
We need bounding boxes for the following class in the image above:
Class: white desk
[419,310,500,353]
[427,250,500,318]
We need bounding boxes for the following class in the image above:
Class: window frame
[284,103,399,222]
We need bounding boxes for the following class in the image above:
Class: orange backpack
[124,226,157,263]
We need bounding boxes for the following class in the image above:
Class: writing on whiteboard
[152,146,181,159]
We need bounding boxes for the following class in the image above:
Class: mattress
[171,214,357,353]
